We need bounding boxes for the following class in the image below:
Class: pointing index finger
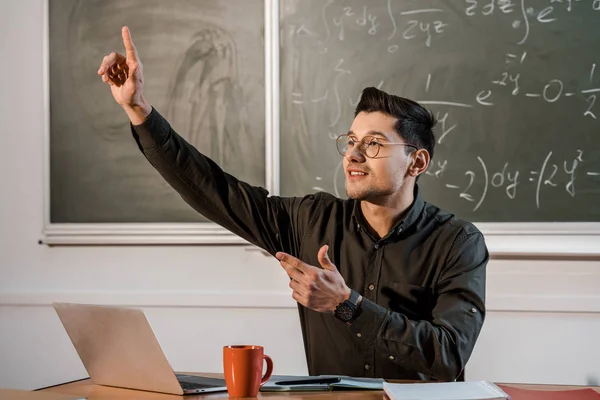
[276,252,311,274]
[121,26,139,61]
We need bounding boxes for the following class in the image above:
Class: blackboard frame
[42,0,277,246]
[42,0,600,256]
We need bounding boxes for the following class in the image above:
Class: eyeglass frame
[335,133,419,159]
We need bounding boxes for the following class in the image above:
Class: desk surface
[38,376,600,400]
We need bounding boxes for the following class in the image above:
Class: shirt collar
[351,184,425,238]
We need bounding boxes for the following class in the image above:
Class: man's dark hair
[354,87,436,160]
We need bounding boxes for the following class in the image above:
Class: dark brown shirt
[131,108,488,381]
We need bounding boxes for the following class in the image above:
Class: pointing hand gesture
[276,245,351,313]
[97,26,150,124]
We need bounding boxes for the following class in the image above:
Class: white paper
[383,381,509,400]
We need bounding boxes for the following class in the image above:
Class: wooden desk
[40,378,375,399]
[38,377,600,400]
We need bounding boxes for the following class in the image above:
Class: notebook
[498,384,600,400]
[383,381,509,400]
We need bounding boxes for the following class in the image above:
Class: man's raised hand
[97,26,151,124]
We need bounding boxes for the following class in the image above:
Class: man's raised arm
[97,27,318,256]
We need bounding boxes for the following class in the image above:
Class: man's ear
[408,149,430,178]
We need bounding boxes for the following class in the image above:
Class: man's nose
[345,144,366,163]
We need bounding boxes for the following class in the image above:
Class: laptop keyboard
[176,374,226,390]
[180,381,215,390]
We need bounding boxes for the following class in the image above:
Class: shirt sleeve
[130,107,318,256]
[347,229,488,381]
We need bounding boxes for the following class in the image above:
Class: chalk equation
[464,0,600,45]
[424,149,599,210]
[312,146,599,211]
[477,54,599,119]
[288,1,600,128]
[300,0,600,53]
[280,0,600,219]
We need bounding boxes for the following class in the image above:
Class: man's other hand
[276,245,351,313]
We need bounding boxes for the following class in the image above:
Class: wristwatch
[334,289,362,323]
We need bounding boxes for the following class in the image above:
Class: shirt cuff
[347,297,390,347]
[130,106,170,150]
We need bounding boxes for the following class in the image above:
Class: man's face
[343,111,413,201]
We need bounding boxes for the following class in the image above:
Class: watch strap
[346,289,361,307]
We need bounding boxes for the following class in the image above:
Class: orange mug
[223,345,273,397]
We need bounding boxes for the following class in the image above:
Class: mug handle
[260,354,274,385]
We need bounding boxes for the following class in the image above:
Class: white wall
[1,0,599,391]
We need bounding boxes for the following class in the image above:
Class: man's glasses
[335,134,418,159]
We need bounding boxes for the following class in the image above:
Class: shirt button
[388,355,395,361]
[364,363,371,370]
[356,333,362,338]
[368,284,375,291]
[374,244,379,249]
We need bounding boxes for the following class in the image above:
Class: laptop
[53,302,228,395]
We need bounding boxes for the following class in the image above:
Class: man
[98,27,487,381]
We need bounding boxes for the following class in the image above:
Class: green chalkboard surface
[280,0,600,222]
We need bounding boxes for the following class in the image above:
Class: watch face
[335,305,354,322]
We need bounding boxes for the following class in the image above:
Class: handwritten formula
[280,0,600,221]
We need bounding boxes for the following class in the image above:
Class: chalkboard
[48,0,264,223]
[280,0,600,222]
